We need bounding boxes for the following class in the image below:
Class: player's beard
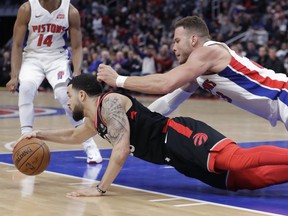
[72,103,84,121]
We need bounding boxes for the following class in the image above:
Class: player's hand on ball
[14,130,39,149]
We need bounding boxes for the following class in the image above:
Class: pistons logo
[202,79,216,93]
[57,71,64,80]
[193,133,208,146]
[57,13,65,19]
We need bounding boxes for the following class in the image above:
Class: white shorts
[19,51,71,89]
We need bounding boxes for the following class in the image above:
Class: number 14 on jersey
[37,34,53,47]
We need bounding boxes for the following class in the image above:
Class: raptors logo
[130,111,137,120]
[193,133,208,146]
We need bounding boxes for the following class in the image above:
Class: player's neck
[85,98,99,120]
[39,0,61,12]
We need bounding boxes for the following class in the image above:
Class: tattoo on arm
[101,96,129,145]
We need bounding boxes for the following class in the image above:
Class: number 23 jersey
[24,0,70,54]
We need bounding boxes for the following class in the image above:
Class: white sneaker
[85,145,103,164]
[83,138,103,164]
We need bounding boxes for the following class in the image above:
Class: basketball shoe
[82,138,103,164]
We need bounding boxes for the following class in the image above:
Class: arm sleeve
[148,82,199,116]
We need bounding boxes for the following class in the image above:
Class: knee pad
[18,81,38,106]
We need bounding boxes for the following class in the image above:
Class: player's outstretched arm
[148,81,199,116]
[98,47,212,94]
[15,122,96,146]
[67,94,131,197]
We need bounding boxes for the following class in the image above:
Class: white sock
[82,137,98,149]
[18,81,37,135]
[21,126,33,135]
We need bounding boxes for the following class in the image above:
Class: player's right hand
[6,78,19,93]
[97,64,119,87]
[14,131,38,149]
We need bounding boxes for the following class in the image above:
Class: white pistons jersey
[196,41,288,129]
[24,0,70,54]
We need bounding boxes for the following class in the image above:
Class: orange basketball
[13,138,50,175]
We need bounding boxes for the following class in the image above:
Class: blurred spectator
[122,50,142,76]
[92,12,103,36]
[266,46,286,74]
[0,50,11,86]
[86,49,111,75]
[217,15,234,41]
[140,45,157,76]
[87,51,100,75]
[284,56,288,75]
[112,51,128,72]
[256,46,269,68]
[99,50,111,66]
[154,44,174,73]
[245,41,258,62]
[230,43,244,56]
[276,42,288,62]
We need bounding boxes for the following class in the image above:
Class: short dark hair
[68,73,103,97]
[174,16,210,38]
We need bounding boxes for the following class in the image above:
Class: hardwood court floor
[0,90,287,216]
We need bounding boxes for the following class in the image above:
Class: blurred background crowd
[0,0,287,97]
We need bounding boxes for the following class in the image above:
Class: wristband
[96,185,106,194]
[116,75,128,88]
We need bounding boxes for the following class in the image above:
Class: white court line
[149,197,182,202]
[74,156,110,161]
[149,197,209,208]
[5,169,18,173]
[150,197,181,202]
[68,182,95,185]
[4,141,15,151]
[174,203,208,207]
[0,160,285,216]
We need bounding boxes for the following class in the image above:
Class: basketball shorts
[19,51,71,89]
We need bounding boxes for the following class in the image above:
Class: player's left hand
[66,187,103,197]
[97,64,119,87]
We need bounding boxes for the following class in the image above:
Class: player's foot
[85,145,103,164]
[82,138,103,164]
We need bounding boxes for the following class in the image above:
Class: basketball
[12,138,50,175]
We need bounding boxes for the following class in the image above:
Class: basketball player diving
[15,74,288,197]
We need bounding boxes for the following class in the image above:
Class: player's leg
[46,57,102,164]
[18,58,45,135]
[214,144,288,171]
[227,165,288,191]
